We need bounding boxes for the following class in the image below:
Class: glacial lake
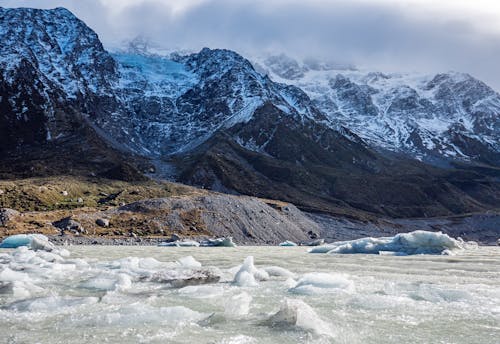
[1,245,499,343]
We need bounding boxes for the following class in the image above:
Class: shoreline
[43,235,500,247]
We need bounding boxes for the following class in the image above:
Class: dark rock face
[0,7,117,150]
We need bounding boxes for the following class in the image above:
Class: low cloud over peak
[3,0,500,90]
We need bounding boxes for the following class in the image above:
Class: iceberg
[177,256,202,268]
[224,292,252,317]
[158,240,200,247]
[233,256,269,287]
[0,234,50,249]
[200,237,237,247]
[150,267,222,288]
[309,230,473,255]
[289,272,355,295]
[264,266,297,279]
[266,298,333,337]
[279,241,297,247]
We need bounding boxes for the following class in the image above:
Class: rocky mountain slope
[253,54,500,166]
[0,7,499,222]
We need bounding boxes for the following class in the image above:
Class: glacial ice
[178,285,224,298]
[7,295,99,312]
[233,256,269,287]
[200,237,237,247]
[309,230,473,255]
[289,272,355,295]
[177,255,202,268]
[224,292,253,317]
[0,234,49,249]
[279,241,297,247]
[85,303,208,327]
[158,240,200,247]
[0,241,497,343]
[263,266,297,279]
[80,273,132,292]
[267,298,333,337]
[149,267,222,287]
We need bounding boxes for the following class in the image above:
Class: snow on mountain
[0,8,334,157]
[0,7,117,147]
[95,47,332,157]
[254,55,500,165]
[1,7,498,167]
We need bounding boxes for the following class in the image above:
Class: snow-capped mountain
[0,7,119,151]
[254,55,500,165]
[101,48,331,156]
[1,7,499,219]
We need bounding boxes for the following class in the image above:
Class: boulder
[95,218,110,227]
[0,208,20,227]
[52,217,85,234]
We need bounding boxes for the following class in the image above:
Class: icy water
[1,246,499,344]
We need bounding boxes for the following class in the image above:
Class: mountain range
[1,7,499,221]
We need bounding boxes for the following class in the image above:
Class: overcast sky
[2,0,500,90]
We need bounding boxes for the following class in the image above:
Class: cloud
[2,0,500,90]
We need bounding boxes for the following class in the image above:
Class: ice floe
[279,241,297,247]
[0,234,49,249]
[309,230,475,255]
[200,237,237,247]
[233,256,269,287]
[149,267,222,287]
[289,272,355,295]
[224,292,253,317]
[158,240,200,247]
[263,266,297,279]
[266,298,334,337]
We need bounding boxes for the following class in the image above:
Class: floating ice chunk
[89,304,207,327]
[233,256,269,287]
[267,298,333,337]
[0,234,32,248]
[279,241,297,247]
[80,273,132,291]
[310,231,472,255]
[289,273,355,295]
[384,282,472,303]
[7,296,99,312]
[0,234,49,249]
[224,292,252,317]
[138,257,164,270]
[0,280,44,299]
[178,285,224,298]
[234,270,258,287]
[30,235,56,252]
[0,267,31,282]
[200,237,237,247]
[217,335,257,344]
[177,256,202,268]
[264,266,297,279]
[158,240,200,247]
[150,267,221,288]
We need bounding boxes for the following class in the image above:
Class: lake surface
[1,246,499,343]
